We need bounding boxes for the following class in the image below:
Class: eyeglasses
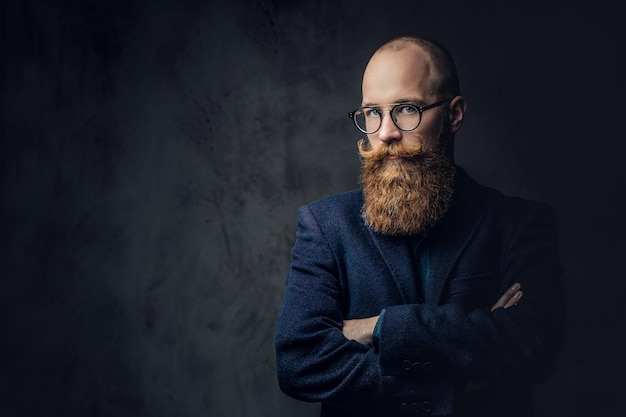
[348,98,452,134]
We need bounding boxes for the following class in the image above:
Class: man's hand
[491,282,522,311]
[342,316,379,346]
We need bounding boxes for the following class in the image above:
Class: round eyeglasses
[348,98,452,134]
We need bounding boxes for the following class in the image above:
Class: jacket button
[399,401,435,414]
[403,360,430,373]
[402,360,422,371]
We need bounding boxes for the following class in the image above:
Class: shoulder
[305,189,363,213]
[300,189,363,216]
[455,167,556,230]
[296,189,365,232]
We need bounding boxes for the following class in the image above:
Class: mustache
[357,139,424,161]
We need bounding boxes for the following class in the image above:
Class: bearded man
[275,35,564,417]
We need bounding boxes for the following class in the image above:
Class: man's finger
[491,283,522,311]
[503,291,522,308]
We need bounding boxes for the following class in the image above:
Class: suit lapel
[368,230,421,304]
[427,169,486,304]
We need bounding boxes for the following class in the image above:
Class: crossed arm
[341,282,524,394]
[342,283,523,345]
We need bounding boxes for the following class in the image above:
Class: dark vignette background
[2,0,625,416]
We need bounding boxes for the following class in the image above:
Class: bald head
[371,35,460,99]
[363,44,438,107]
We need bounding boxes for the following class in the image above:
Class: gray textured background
[3,0,625,416]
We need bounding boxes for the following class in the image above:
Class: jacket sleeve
[274,205,458,415]
[377,202,565,384]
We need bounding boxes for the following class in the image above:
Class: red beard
[358,140,456,236]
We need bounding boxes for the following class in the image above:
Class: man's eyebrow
[361,97,426,107]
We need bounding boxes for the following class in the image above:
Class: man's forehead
[361,97,428,107]
[362,46,435,105]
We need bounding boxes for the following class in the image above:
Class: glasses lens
[353,108,381,134]
[392,105,421,131]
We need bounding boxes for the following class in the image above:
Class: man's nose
[377,113,402,143]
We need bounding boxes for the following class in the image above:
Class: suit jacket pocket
[447,272,497,309]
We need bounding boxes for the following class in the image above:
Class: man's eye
[365,109,380,117]
[399,105,417,114]
[364,108,380,117]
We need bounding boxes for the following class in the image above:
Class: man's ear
[448,96,467,134]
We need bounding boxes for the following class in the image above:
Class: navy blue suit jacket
[275,168,564,417]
